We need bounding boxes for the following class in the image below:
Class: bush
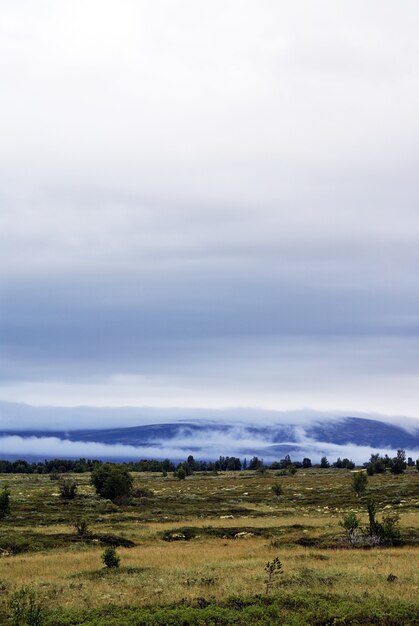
[366,460,386,475]
[271,483,283,500]
[339,511,360,545]
[102,546,120,568]
[59,478,77,500]
[340,510,359,533]
[351,471,368,497]
[91,464,133,503]
[381,511,401,545]
[0,484,10,519]
[74,519,89,538]
[365,499,401,546]
[265,557,282,594]
[9,586,45,626]
[175,467,186,480]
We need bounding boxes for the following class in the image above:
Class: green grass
[26,592,419,625]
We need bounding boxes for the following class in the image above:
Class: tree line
[0,450,418,475]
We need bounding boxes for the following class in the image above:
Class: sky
[1,1,419,424]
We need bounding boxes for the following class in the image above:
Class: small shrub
[351,471,368,497]
[74,519,90,538]
[340,510,360,545]
[271,483,283,500]
[9,586,45,626]
[381,511,401,545]
[265,557,282,594]
[59,478,77,500]
[102,546,120,568]
[176,467,186,480]
[0,484,10,519]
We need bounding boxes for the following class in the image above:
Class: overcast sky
[1,1,419,422]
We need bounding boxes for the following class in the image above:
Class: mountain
[2,417,418,449]
[1,405,419,463]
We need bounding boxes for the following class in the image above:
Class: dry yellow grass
[1,534,418,610]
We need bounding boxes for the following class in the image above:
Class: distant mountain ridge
[2,417,419,448]
[1,416,418,462]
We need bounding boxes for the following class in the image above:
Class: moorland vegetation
[0,451,418,624]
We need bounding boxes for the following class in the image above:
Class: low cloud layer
[0,433,417,466]
[1,411,418,464]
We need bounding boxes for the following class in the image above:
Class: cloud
[1,2,419,415]
[0,429,417,465]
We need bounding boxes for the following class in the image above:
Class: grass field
[0,467,418,624]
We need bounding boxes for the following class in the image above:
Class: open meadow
[0,467,418,625]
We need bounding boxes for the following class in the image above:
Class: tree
[352,471,368,497]
[334,458,355,470]
[366,498,380,537]
[320,456,329,468]
[281,454,292,468]
[390,450,407,475]
[366,455,386,475]
[91,463,133,503]
[248,456,263,470]
[0,484,10,519]
[302,458,312,468]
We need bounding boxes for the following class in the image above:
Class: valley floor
[0,468,418,624]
